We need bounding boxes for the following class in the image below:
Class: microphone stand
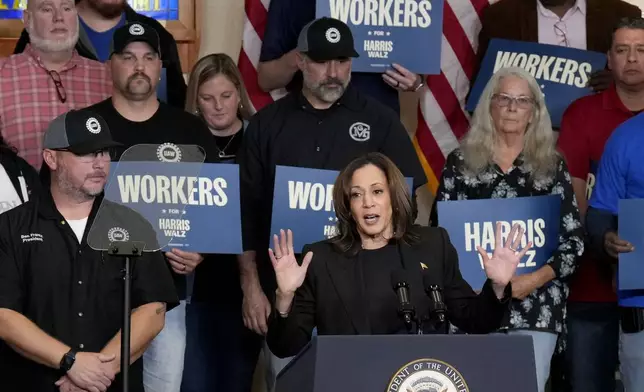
[427,285,449,335]
[109,241,146,392]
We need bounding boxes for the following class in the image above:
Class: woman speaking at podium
[266,153,532,358]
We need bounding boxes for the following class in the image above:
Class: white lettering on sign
[364,39,394,59]
[330,0,432,28]
[288,181,335,212]
[493,51,592,87]
[117,175,228,206]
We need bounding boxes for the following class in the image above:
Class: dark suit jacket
[476,0,641,77]
[266,226,512,358]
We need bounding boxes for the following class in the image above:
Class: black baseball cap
[43,109,121,155]
[296,17,359,62]
[110,22,161,56]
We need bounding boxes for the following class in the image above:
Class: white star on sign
[328,216,334,222]
[161,209,167,213]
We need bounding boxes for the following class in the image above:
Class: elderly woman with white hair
[431,67,584,392]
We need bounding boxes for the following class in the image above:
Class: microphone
[423,273,447,326]
[391,270,416,333]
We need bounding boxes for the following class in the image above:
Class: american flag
[239,0,497,193]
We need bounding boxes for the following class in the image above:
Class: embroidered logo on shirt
[86,117,101,134]
[325,27,341,43]
[156,143,182,163]
[129,24,145,36]
[21,233,43,243]
[107,227,129,242]
[349,122,370,142]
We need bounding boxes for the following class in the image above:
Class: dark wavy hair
[330,152,420,255]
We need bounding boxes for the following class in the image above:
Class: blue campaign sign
[466,39,607,128]
[271,166,412,252]
[0,0,179,20]
[618,199,644,291]
[437,195,561,290]
[316,0,444,74]
[105,162,242,254]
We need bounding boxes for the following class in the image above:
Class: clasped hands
[55,352,116,392]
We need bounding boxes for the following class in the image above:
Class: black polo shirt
[238,84,426,293]
[87,98,221,300]
[0,191,179,392]
[260,0,400,114]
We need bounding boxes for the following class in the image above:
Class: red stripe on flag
[442,3,477,79]
[245,0,268,41]
[415,107,448,176]
[426,72,470,140]
[239,50,274,111]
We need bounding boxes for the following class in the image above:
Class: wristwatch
[59,349,77,372]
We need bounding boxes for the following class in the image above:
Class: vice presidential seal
[386,359,469,392]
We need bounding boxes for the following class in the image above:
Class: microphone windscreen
[391,269,411,290]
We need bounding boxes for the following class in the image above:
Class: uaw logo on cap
[325,27,340,43]
[86,117,101,134]
[107,227,130,242]
[156,143,182,163]
[386,359,469,392]
[349,122,370,142]
[129,23,145,35]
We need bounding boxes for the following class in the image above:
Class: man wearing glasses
[0,108,178,392]
[475,0,641,93]
[0,0,111,171]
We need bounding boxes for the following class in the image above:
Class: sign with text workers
[466,39,607,128]
[316,0,444,74]
[271,166,413,252]
[437,195,561,290]
[94,144,242,254]
[618,199,644,291]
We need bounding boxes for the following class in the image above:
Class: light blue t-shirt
[590,112,644,307]
[79,14,126,62]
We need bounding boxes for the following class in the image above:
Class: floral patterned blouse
[432,148,584,334]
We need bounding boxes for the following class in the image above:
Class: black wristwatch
[59,349,77,372]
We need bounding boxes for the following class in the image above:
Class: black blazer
[267,226,511,358]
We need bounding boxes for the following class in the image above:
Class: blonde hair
[185,53,253,120]
[461,66,558,180]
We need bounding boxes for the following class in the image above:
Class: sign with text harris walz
[105,161,242,254]
[466,39,607,128]
[316,0,444,74]
[437,195,561,290]
[271,166,413,252]
[0,0,179,20]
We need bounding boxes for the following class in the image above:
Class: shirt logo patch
[326,27,341,43]
[107,227,130,242]
[156,143,182,163]
[21,233,43,243]
[349,122,371,142]
[129,24,145,36]
[86,117,101,134]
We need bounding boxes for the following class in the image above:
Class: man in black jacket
[13,0,187,108]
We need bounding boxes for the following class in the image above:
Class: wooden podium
[0,0,202,73]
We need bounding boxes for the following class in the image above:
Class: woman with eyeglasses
[431,67,584,392]
[181,53,260,392]
[0,135,40,215]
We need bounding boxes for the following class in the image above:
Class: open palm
[477,222,533,287]
[269,229,313,294]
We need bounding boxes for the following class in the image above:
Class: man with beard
[237,17,426,391]
[86,23,219,392]
[0,0,111,170]
[0,107,178,392]
[14,0,187,108]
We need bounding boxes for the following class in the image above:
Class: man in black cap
[0,108,178,392]
[87,22,219,392]
[237,16,427,391]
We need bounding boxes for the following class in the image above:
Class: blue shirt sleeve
[259,0,315,62]
[589,127,628,215]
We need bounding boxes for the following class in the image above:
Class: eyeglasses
[492,93,535,109]
[48,70,67,103]
[554,20,570,47]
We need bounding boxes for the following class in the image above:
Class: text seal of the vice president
[386,358,470,392]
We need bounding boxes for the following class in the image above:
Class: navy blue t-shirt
[80,14,126,62]
[590,113,644,307]
[259,0,400,114]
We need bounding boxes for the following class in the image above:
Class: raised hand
[269,229,313,295]
[477,222,533,291]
